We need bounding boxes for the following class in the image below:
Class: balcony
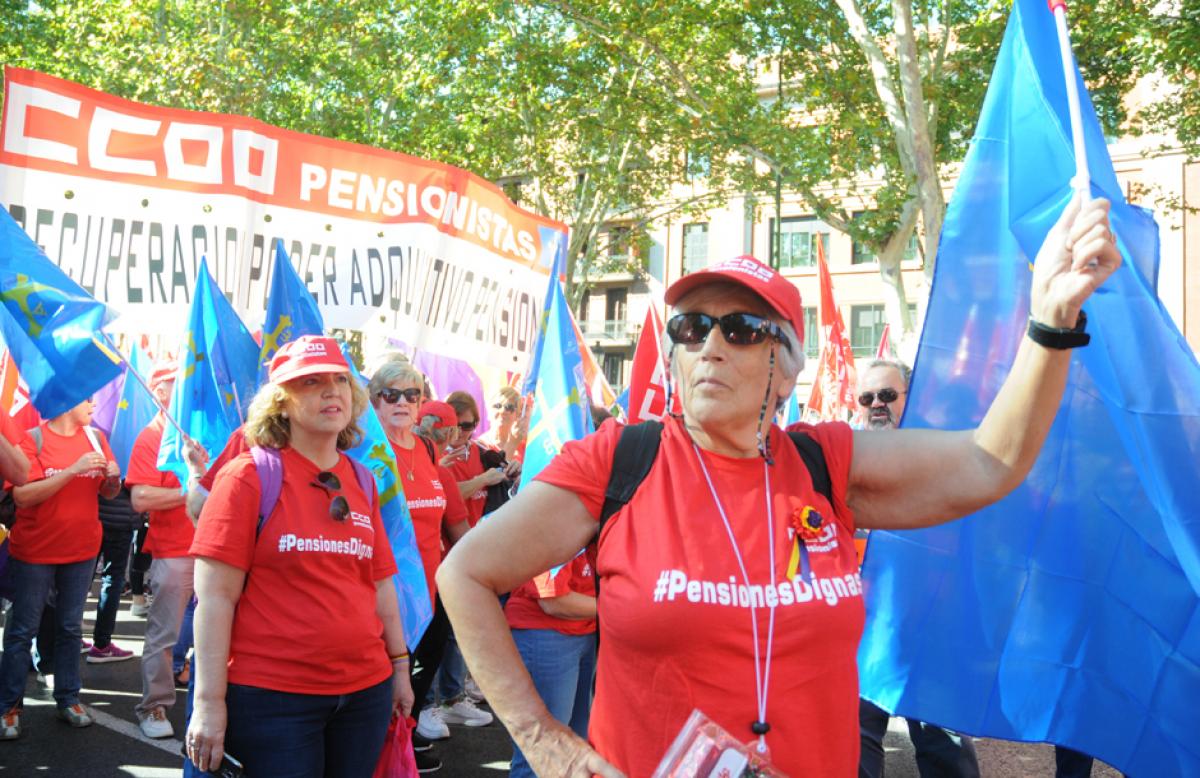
[580,319,639,345]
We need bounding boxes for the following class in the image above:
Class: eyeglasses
[666,312,792,350]
[311,471,350,522]
[458,420,477,432]
[857,388,904,407]
[492,403,517,412]
[376,387,422,405]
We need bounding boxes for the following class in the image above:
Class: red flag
[627,306,673,423]
[875,323,892,360]
[804,240,857,422]
[0,350,43,431]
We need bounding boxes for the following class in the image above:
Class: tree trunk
[874,198,921,364]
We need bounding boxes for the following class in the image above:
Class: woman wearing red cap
[438,199,1124,776]
[368,360,474,771]
[185,336,413,778]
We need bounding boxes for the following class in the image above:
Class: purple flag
[90,371,124,437]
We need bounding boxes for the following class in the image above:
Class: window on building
[682,222,709,274]
[603,353,624,388]
[605,288,628,325]
[851,211,919,265]
[850,304,887,357]
[850,303,917,356]
[769,217,830,270]
[803,306,819,360]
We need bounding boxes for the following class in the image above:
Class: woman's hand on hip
[392,666,415,719]
[524,720,625,778]
[185,698,227,773]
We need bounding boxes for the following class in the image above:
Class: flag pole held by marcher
[1049,0,1091,205]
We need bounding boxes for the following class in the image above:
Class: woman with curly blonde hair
[186,335,413,778]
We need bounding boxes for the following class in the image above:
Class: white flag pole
[1049,0,1091,205]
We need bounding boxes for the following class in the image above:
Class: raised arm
[850,196,1122,530]
[437,481,623,778]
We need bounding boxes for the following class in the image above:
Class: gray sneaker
[56,704,93,728]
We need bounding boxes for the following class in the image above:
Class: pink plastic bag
[372,715,419,778]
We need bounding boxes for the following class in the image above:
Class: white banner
[0,67,568,371]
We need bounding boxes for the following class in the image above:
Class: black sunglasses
[858,388,904,407]
[458,420,477,432]
[492,402,517,412]
[376,387,422,405]
[666,312,792,349]
[311,471,350,522]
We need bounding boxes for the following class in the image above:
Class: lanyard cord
[693,442,776,755]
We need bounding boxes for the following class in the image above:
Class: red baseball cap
[417,400,458,431]
[268,336,349,384]
[149,359,179,390]
[665,255,804,344]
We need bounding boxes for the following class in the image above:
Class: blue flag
[858,0,1200,773]
[518,256,592,491]
[109,344,157,473]
[259,242,325,383]
[158,259,259,485]
[0,209,122,418]
[341,347,433,649]
[256,246,431,646]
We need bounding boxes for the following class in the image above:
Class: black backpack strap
[787,430,832,504]
[592,419,663,658]
[596,420,664,540]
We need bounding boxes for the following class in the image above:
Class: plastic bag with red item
[372,715,419,778]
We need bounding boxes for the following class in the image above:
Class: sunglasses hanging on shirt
[311,471,350,522]
[666,312,792,350]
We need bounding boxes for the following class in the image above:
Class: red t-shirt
[536,417,863,777]
[198,425,249,492]
[444,443,488,526]
[505,552,597,636]
[10,424,115,564]
[391,438,468,605]
[189,446,398,695]
[125,417,193,558]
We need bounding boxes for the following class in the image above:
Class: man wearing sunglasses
[855,359,980,778]
[439,196,1123,777]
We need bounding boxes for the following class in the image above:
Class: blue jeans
[173,596,196,675]
[0,557,95,711]
[221,679,393,778]
[433,628,467,703]
[509,629,596,778]
[93,526,133,648]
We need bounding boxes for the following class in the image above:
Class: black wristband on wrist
[1027,310,1090,349]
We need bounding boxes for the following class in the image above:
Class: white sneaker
[416,706,450,740]
[130,597,151,618]
[138,707,174,739]
[438,697,493,727]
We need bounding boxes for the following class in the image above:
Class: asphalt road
[0,585,1120,777]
